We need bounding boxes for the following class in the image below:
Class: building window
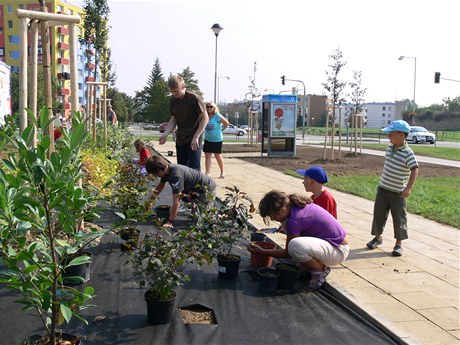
[388,106,392,111]
[0,48,4,56]
[382,113,385,117]
[0,28,3,34]
[19,4,25,9]
[8,21,13,29]
[382,106,386,111]
[57,5,63,13]
[9,50,20,59]
[7,5,13,14]
[8,36,20,44]
[68,9,74,15]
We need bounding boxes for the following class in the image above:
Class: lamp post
[211,23,223,103]
[217,76,230,104]
[398,55,417,125]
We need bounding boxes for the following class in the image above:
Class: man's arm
[191,111,208,150]
[164,193,181,228]
[159,117,177,145]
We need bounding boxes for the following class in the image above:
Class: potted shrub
[0,110,100,344]
[186,186,255,280]
[128,218,211,324]
[111,162,155,250]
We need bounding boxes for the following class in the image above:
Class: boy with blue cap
[367,120,419,256]
[296,166,337,219]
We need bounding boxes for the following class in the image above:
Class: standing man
[159,75,208,171]
[106,105,118,125]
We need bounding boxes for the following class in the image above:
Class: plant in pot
[0,110,100,344]
[111,162,155,250]
[186,186,255,280]
[128,217,211,324]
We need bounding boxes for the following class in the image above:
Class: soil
[222,144,458,178]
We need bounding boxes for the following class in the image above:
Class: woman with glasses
[203,101,229,179]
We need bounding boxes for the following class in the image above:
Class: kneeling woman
[247,190,349,290]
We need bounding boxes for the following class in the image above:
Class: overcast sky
[71,0,459,106]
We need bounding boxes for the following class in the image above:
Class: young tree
[80,0,110,83]
[322,48,347,159]
[348,70,367,156]
[179,66,203,97]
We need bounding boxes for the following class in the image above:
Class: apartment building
[0,0,99,116]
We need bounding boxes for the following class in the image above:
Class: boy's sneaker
[366,237,383,249]
[392,245,403,257]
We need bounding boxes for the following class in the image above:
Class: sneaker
[392,245,403,257]
[219,173,225,179]
[366,237,383,250]
[307,266,331,291]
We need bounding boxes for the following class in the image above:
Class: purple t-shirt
[286,203,347,247]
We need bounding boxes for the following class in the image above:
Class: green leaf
[66,256,92,267]
[60,304,72,323]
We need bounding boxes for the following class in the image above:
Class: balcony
[85,76,95,82]
[85,62,95,70]
[61,88,70,95]
[57,42,69,50]
[57,27,69,35]
[64,103,71,110]
[57,58,69,65]
[85,49,95,56]
[57,72,71,80]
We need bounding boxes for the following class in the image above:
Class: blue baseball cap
[382,120,410,134]
[295,166,328,184]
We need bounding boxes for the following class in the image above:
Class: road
[127,124,460,150]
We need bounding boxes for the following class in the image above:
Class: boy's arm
[402,167,418,198]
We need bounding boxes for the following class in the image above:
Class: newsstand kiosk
[261,94,297,156]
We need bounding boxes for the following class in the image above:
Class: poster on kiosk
[271,103,296,137]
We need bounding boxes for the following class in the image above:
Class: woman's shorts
[203,140,223,154]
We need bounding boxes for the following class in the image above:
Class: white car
[223,124,247,136]
[407,126,436,144]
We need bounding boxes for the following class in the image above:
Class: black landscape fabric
[1,210,400,345]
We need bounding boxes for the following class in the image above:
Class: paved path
[155,140,459,345]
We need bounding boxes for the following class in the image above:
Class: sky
[70,0,459,107]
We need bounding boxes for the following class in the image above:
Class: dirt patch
[223,144,458,178]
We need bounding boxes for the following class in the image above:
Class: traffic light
[434,72,441,83]
[281,75,285,85]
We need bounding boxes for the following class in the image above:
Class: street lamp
[398,55,417,125]
[211,23,223,103]
[217,76,230,104]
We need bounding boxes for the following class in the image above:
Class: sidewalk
[156,141,460,345]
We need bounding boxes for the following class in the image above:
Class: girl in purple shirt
[247,190,349,290]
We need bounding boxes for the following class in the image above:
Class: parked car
[223,124,247,136]
[407,126,436,144]
[143,123,157,130]
[159,122,169,133]
[240,125,250,131]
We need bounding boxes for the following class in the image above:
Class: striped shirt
[379,143,418,193]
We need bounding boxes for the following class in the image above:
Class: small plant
[186,186,255,259]
[129,219,196,301]
[0,109,100,344]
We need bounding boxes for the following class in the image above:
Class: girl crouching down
[247,190,349,290]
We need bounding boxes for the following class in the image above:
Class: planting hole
[179,304,217,325]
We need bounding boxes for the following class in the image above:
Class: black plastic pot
[153,205,170,219]
[217,253,241,280]
[257,267,280,293]
[62,251,92,285]
[119,228,140,251]
[24,332,81,344]
[145,290,177,325]
[276,262,300,290]
[250,232,266,242]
